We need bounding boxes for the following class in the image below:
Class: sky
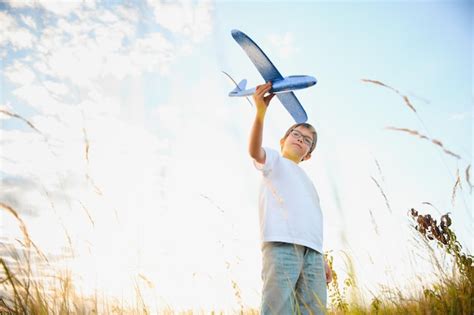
[0,0,472,312]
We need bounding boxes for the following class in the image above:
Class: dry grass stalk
[370,176,392,213]
[222,71,253,107]
[81,118,103,196]
[386,126,461,159]
[0,106,58,159]
[369,209,379,235]
[231,279,244,313]
[465,165,472,193]
[374,158,385,183]
[0,204,49,264]
[0,202,32,248]
[0,257,26,314]
[0,109,42,135]
[421,201,433,208]
[86,174,103,195]
[82,127,90,164]
[451,169,462,206]
[361,79,417,113]
[138,273,155,289]
[78,200,95,227]
[421,202,442,216]
[200,194,225,213]
[133,277,149,315]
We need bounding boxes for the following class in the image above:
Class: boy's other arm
[249,82,275,164]
[324,258,333,284]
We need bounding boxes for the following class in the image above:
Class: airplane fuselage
[229,75,317,97]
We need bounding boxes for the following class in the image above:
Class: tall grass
[2,195,472,314]
[324,210,473,315]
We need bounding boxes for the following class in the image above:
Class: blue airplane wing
[231,30,284,82]
[276,92,308,123]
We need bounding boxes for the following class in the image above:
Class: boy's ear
[302,153,312,161]
[279,138,285,149]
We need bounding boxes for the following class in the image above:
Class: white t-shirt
[254,147,323,253]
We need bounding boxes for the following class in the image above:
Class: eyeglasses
[289,129,313,147]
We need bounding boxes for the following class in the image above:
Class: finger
[255,90,265,98]
[257,82,269,90]
[255,83,272,98]
[253,88,264,99]
[256,84,267,94]
[264,93,275,103]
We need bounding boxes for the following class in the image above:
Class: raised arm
[249,82,275,164]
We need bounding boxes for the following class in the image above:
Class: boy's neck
[282,152,301,164]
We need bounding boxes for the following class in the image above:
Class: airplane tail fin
[229,79,247,96]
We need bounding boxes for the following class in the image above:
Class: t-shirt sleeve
[253,147,278,175]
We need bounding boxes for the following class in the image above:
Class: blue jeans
[261,242,327,315]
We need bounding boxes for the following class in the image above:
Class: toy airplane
[228,29,317,123]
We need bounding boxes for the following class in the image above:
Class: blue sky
[0,0,472,311]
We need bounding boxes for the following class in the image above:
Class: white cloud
[35,24,67,55]
[8,0,91,17]
[16,5,176,89]
[37,0,83,17]
[0,129,59,179]
[267,32,300,59]
[449,110,472,121]
[128,32,175,74]
[93,18,136,51]
[12,84,65,115]
[42,80,69,96]
[4,1,34,9]
[3,0,213,95]
[20,14,36,30]
[114,5,139,24]
[4,60,37,85]
[0,11,36,50]
[147,0,214,42]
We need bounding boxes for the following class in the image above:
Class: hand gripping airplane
[228,29,317,123]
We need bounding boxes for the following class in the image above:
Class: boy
[249,82,332,314]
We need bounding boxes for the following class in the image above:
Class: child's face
[280,126,314,162]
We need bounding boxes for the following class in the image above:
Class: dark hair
[282,122,318,154]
